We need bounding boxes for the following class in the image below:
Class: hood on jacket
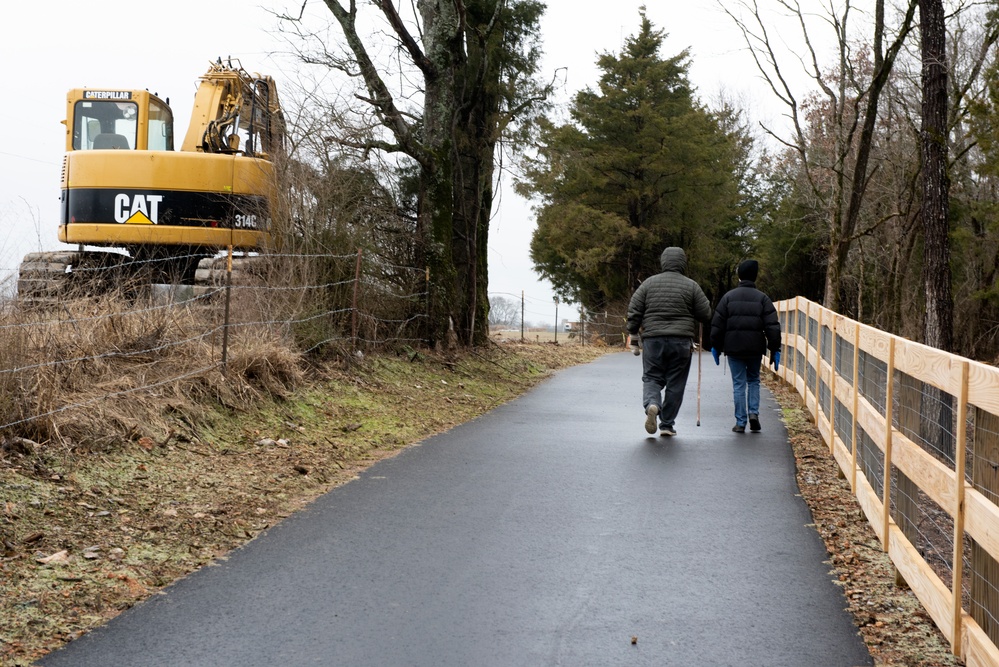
[660,247,688,274]
[737,259,759,282]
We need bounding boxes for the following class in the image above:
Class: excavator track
[193,255,270,297]
[17,250,132,306]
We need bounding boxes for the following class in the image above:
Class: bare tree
[278,1,549,347]
[723,0,917,312]
[487,295,521,327]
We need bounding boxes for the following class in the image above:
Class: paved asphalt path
[39,351,872,667]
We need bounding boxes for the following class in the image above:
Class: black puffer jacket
[627,247,712,339]
[710,280,781,359]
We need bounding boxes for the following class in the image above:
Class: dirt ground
[0,343,962,666]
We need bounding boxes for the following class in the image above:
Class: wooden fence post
[221,245,233,377]
[792,298,800,390]
[815,306,823,424]
[882,337,896,552]
[952,360,969,656]
[829,311,837,457]
[351,248,362,349]
[850,323,861,491]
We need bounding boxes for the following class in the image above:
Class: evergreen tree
[518,10,747,314]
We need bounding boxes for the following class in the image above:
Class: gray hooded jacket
[627,247,712,339]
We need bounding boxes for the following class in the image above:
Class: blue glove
[770,349,781,370]
[711,348,720,366]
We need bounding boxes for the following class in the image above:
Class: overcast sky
[0,0,805,324]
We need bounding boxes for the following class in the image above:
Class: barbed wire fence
[0,248,428,444]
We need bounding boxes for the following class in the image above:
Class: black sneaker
[732,425,745,433]
[660,425,677,437]
[644,405,659,434]
[749,414,761,432]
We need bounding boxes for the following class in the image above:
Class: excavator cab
[67,90,174,152]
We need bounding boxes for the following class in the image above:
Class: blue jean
[641,336,693,428]
[728,355,762,427]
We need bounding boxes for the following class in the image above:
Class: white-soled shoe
[644,405,659,434]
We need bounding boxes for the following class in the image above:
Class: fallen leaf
[37,550,69,565]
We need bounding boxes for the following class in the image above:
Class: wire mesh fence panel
[806,359,817,398]
[835,397,853,450]
[858,426,885,499]
[821,324,832,365]
[795,348,806,384]
[858,350,888,418]
[888,470,956,591]
[972,407,999,647]
[836,334,855,382]
[819,378,831,421]
[893,371,958,468]
[579,310,627,346]
[892,373,924,575]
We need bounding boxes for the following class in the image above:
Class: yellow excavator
[18,58,285,302]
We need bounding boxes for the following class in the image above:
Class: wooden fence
[776,297,999,666]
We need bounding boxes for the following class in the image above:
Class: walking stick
[697,323,702,427]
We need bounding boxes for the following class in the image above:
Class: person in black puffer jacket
[627,247,712,437]
[710,259,782,433]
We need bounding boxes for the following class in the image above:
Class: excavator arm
[181,59,284,158]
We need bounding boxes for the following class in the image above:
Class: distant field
[491,328,591,345]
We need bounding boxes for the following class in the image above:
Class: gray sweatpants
[641,335,693,428]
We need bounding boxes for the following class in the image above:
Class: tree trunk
[920,0,952,352]
[823,234,854,313]
[919,0,954,460]
[451,1,505,346]
[418,0,462,347]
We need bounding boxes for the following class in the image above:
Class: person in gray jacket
[627,247,712,436]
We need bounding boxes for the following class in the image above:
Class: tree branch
[321,0,429,167]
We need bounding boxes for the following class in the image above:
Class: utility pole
[521,290,525,342]
[553,296,559,344]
